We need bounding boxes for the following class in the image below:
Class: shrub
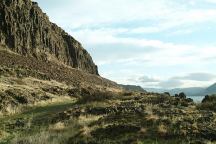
[198,95,216,112]
[78,88,117,103]
[179,92,186,99]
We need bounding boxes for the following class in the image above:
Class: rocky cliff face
[0,0,98,75]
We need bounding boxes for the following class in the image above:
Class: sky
[34,0,216,89]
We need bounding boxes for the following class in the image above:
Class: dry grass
[49,122,65,131]
[139,127,147,134]
[11,129,66,144]
[0,75,77,116]
[78,114,102,137]
[145,104,158,115]
[10,118,80,144]
[158,124,168,136]
[146,114,159,121]
[34,96,75,107]
[0,130,10,142]
[0,49,120,91]
[78,115,102,125]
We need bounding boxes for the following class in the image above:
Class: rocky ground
[0,49,216,144]
[0,91,216,144]
[51,93,216,144]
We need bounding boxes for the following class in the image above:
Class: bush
[202,95,216,103]
[179,92,186,99]
[78,88,116,103]
[198,95,216,112]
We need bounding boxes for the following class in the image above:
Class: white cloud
[123,73,216,89]
[36,0,216,31]
[205,0,216,3]
[158,79,183,88]
[71,27,216,67]
[174,73,216,81]
[133,75,160,83]
[35,0,216,88]
[72,28,194,50]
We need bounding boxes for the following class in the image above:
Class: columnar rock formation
[0,0,98,75]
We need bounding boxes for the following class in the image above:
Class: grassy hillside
[0,48,122,114]
[0,48,119,88]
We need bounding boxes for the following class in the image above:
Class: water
[187,96,205,103]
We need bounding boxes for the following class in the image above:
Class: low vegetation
[0,50,215,144]
[1,90,216,144]
[198,95,216,112]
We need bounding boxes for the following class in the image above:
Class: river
[187,96,205,103]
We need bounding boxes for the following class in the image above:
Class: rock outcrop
[0,0,98,75]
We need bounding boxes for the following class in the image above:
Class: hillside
[0,0,122,115]
[205,83,216,95]
[119,84,147,93]
[145,82,216,96]
[0,0,216,144]
[169,87,206,96]
[146,87,208,96]
[0,48,122,115]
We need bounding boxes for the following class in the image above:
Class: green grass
[137,139,189,144]
[0,99,77,144]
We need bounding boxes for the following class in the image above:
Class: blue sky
[35,0,216,89]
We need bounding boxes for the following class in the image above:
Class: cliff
[0,0,98,75]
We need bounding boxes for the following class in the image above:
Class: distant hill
[120,84,146,92]
[145,84,216,96]
[145,87,205,96]
[169,87,205,96]
[205,83,216,95]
